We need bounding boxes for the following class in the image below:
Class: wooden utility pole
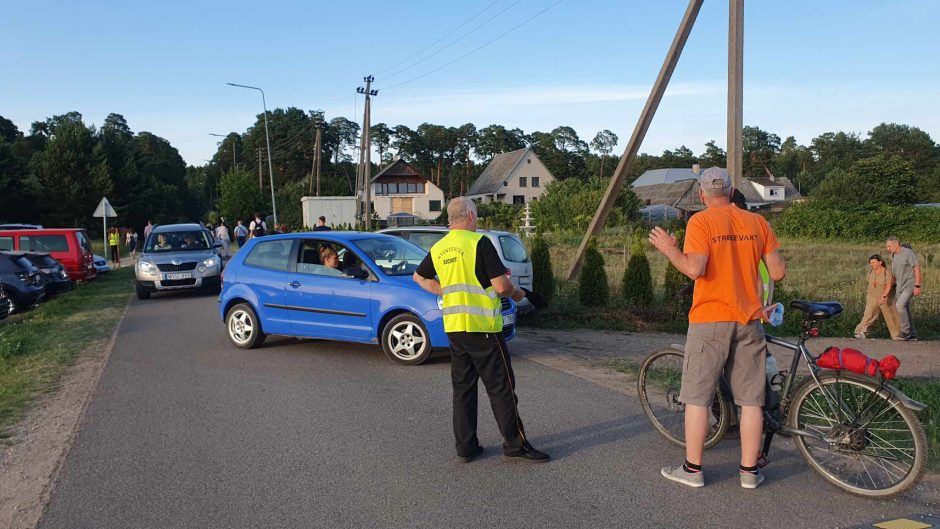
[565,0,704,281]
[728,0,744,189]
[257,147,263,191]
[357,76,377,230]
[309,110,325,196]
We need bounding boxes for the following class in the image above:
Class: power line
[382,0,524,81]
[382,0,564,91]
[375,0,503,75]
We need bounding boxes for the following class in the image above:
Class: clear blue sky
[2,0,938,165]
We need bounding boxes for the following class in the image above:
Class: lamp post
[227,82,277,226]
[209,133,236,170]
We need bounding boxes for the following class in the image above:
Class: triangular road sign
[93,197,117,218]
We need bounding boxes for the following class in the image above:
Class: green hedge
[775,203,940,243]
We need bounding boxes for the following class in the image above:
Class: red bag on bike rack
[817,347,900,380]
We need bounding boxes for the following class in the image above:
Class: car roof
[0,227,83,234]
[378,226,520,237]
[152,223,207,233]
[254,231,405,244]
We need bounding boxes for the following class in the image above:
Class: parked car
[0,223,43,230]
[93,254,110,273]
[0,290,11,320]
[0,228,97,282]
[218,232,517,365]
[135,223,223,299]
[20,252,73,297]
[0,252,45,313]
[378,226,534,291]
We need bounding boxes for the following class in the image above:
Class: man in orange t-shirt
[649,167,786,490]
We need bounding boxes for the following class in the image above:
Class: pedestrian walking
[854,254,901,339]
[413,197,549,464]
[214,220,231,258]
[144,220,154,242]
[649,167,786,489]
[313,216,332,231]
[129,229,139,259]
[108,227,121,267]
[886,237,922,341]
[234,220,248,249]
[248,213,266,239]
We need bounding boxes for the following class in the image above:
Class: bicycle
[637,300,928,498]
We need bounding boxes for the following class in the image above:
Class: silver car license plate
[503,313,515,326]
[165,272,192,281]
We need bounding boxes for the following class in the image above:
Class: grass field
[526,232,940,339]
[0,268,133,438]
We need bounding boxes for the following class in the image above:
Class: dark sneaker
[661,465,704,488]
[456,446,483,464]
[503,446,550,463]
[740,470,765,489]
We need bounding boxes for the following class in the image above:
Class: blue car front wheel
[381,313,432,366]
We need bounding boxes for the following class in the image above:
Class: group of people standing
[854,238,923,341]
[107,226,143,266]
[200,213,334,257]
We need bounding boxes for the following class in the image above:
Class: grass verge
[598,357,939,468]
[0,267,133,438]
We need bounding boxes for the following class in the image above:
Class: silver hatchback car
[135,223,223,299]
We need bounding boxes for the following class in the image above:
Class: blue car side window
[244,240,292,271]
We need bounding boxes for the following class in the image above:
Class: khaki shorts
[679,321,767,407]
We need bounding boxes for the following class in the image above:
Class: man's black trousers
[447,331,527,457]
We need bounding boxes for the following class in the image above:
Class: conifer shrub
[530,236,555,301]
[662,229,687,299]
[621,234,654,306]
[578,239,609,306]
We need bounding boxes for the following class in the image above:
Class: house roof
[466,148,530,195]
[632,167,699,187]
[370,158,424,183]
[632,180,704,213]
[749,177,783,187]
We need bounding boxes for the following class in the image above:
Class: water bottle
[768,302,784,327]
[766,354,781,391]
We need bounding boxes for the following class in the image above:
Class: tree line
[3,107,938,234]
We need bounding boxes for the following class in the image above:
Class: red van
[0,228,97,281]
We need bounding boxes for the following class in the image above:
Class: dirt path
[0,303,128,529]
[515,328,940,378]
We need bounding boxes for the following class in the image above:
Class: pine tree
[578,239,609,306]
[530,236,555,301]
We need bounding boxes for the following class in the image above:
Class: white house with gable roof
[465,148,555,204]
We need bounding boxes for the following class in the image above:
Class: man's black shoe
[503,447,550,463]
[456,446,483,463]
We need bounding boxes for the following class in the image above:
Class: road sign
[93,197,117,218]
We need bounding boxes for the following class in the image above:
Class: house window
[769,188,781,197]
[513,195,525,204]
[503,181,508,187]
[388,183,399,194]
[519,177,527,188]
[429,200,442,212]
[417,183,425,193]
[406,183,417,193]
[532,177,540,188]
[527,159,531,164]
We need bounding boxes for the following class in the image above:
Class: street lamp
[227,82,277,226]
[209,133,236,170]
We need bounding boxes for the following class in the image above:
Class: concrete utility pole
[728,0,744,189]
[310,111,325,196]
[357,76,378,230]
[565,0,704,281]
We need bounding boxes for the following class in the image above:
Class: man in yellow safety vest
[413,197,549,464]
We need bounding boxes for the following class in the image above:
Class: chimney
[692,164,701,175]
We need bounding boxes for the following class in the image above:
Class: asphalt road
[39,292,933,529]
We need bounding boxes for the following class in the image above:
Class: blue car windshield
[353,237,427,276]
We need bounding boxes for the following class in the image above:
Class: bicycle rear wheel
[637,347,731,449]
[789,372,927,498]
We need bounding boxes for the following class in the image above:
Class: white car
[377,226,535,311]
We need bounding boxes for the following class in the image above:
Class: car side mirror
[344,268,369,280]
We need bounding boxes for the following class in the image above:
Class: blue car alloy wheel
[381,313,431,365]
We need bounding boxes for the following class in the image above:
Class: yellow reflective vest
[108,232,120,246]
[430,230,503,333]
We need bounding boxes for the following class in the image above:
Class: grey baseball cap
[699,167,731,190]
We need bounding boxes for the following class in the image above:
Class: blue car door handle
[290,280,301,288]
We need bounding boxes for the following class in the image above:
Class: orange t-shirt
[684,205,780,324]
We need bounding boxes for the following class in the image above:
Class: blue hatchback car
[218,232,516,365]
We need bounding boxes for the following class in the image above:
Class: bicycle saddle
[789,300,843,319]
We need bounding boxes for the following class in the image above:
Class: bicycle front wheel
[637,347,731,449]
[789,372,927,498]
